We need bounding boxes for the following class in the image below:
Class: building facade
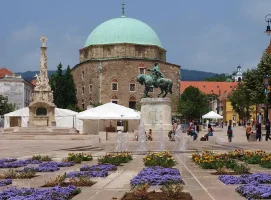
[0,72,34,109]
[72,12,180,111]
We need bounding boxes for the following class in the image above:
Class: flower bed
[0,158,17,163]
[192,151,250,175]
[20,161,75,172]
[65,153,93,163]
[0,185,81,199]
[236,184,271,199]
[131,167,182,186]
[122,184,193,200]
[67,164,117,178]
[219,173,271,185]
[0,179,12,187]
[143,152,177,168]
[98,152,133,166]
[80,164,117,172]
[67,170,108,178]
[43,173,96,187]
[0,158,43,168]
[0,168,37,179]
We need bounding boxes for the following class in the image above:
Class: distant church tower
[232,65,243,82]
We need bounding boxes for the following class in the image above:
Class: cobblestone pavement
[0,126,270,200]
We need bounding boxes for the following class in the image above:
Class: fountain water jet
[137,121,148,151]
[157,123,165,151]
[115,130,125,152]
[175,125,188,151]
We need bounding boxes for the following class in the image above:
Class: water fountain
[137,121,148,151]
[175,125,188,151]
[157,123,165,151]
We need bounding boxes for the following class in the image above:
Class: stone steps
[0,134,100,141]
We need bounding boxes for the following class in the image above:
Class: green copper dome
[84,16,162,48]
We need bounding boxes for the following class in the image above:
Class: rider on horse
[146,62,164,88]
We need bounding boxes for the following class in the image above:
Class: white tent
[77,103,140,134]
[4,107,82,131]
[77,103,140,120]
[202,111,223,119]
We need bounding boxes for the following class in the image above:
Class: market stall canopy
[202,111,223,119]
[4,107,82,129]
[77,103,140,120]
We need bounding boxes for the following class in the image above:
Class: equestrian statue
[136,62,173,98]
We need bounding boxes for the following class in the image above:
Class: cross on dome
[121,2,125,16]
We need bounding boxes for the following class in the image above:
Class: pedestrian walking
[227,123,233,142]
[246,122,252,141]
[266,119,271,141]
[256,122,262,141]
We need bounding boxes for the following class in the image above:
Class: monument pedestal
[28,90,56,127]
[28,37,56,128]
[140,98,172,140]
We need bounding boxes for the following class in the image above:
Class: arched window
[111,95,118,104]
[129,79,136,92]
[139,63,145,74]
[112,79,118,91]
[129,96,136,109]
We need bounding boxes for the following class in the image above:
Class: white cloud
[10,24,39,42]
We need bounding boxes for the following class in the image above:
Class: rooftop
[180,81,239,96]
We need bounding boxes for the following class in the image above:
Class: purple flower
[131,167,182,186]
[0,179,12,187]
[67,170,108,178]
[80,164,117,172]
[0,158,17,163]
[236,184,271,199]
[0,185,80,200]
[219,173,271,185]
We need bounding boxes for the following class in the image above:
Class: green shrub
[32,155,52,161]
[66,153,93,163]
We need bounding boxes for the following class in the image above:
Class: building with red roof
[0,68,35,109]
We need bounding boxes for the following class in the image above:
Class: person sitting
[204,126,214,141]
[147,129,153,141]
[190,128,198,140]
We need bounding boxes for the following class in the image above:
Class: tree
[178,86,209,121]
[64,65,77,109]
[243,52,271,105]
[0,95,16,116]
[49,63,78,109]
[228,85,246,119]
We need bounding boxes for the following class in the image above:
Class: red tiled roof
[30,79,37,86]
[0,68,13,78]
[180,81,239,97]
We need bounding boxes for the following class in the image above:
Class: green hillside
[17,68,219,81]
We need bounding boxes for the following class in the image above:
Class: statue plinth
[140,98,172,140]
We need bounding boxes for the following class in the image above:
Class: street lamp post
[264,75,270,124]
[265,14,271,36]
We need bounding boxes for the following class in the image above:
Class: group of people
[244,119,271,142]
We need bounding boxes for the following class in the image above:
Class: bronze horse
[136,74,173,98]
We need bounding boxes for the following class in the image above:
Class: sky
[0,0,271,74]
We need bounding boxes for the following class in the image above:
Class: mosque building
[71,4,180,111]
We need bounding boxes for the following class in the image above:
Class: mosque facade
[71,6,180,111]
